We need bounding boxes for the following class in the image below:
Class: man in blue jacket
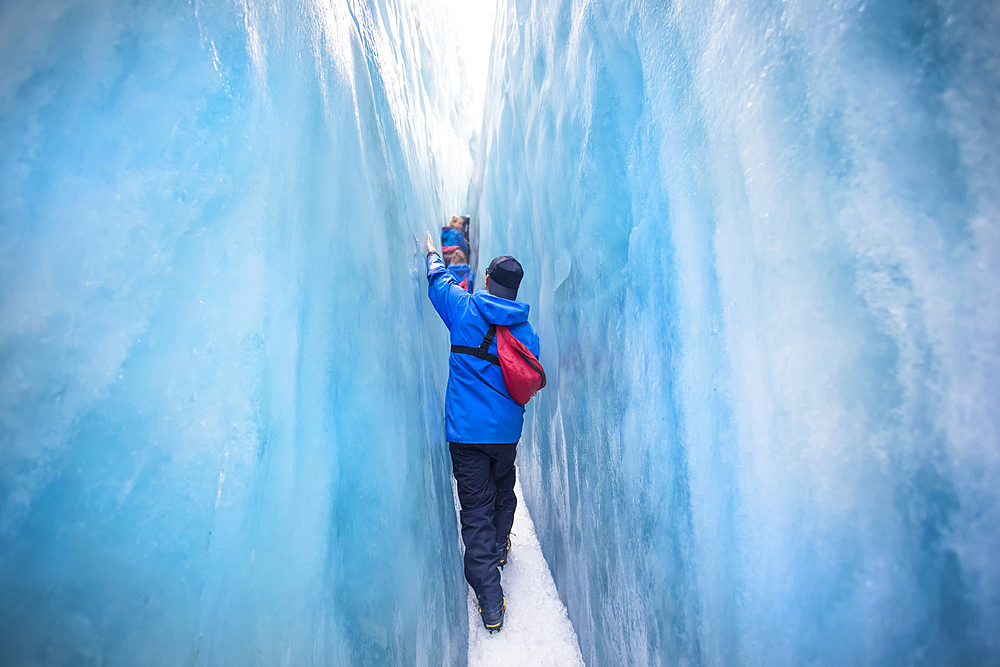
[424,230,539,634]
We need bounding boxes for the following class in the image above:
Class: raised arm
[426,231,470,329]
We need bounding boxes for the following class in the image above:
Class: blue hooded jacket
[440,226,470,255]
[427,252,540,444]
[447,261,473,292]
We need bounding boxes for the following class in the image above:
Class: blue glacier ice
[477,0,1000,664]
[3,0,1000,665]
[0,0,477,663]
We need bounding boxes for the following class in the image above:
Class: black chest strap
[451,324,500,366]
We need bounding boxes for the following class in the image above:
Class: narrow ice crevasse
[426,3,583,659]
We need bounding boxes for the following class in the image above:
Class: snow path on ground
[461,478,584,666]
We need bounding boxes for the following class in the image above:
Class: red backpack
[451,324,546,405]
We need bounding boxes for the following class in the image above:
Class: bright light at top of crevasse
[440,0,497,135]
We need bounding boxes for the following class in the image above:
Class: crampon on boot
[478,597,506,634]
[497,537,512,570]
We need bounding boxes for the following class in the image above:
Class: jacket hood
[472,291,529,325]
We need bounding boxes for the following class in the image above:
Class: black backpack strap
[451,323,500,366]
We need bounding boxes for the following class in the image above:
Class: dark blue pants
[449,442,517,611]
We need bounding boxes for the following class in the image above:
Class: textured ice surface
[0,0,480,663]
[475,0,1000,665]
[4,0,1000,665]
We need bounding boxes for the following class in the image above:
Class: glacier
[0,0,476,663]
[478,0,1000,664]
[3,0,1000,665]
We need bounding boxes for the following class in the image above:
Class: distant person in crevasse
[424,229,540,634]
[441,214,470,266]
[447,249,473,292]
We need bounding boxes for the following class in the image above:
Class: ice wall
[0,1,479,663]
[474,0,1000,664]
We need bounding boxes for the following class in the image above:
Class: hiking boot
[497,538,511,570]
[478,597,506,634]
